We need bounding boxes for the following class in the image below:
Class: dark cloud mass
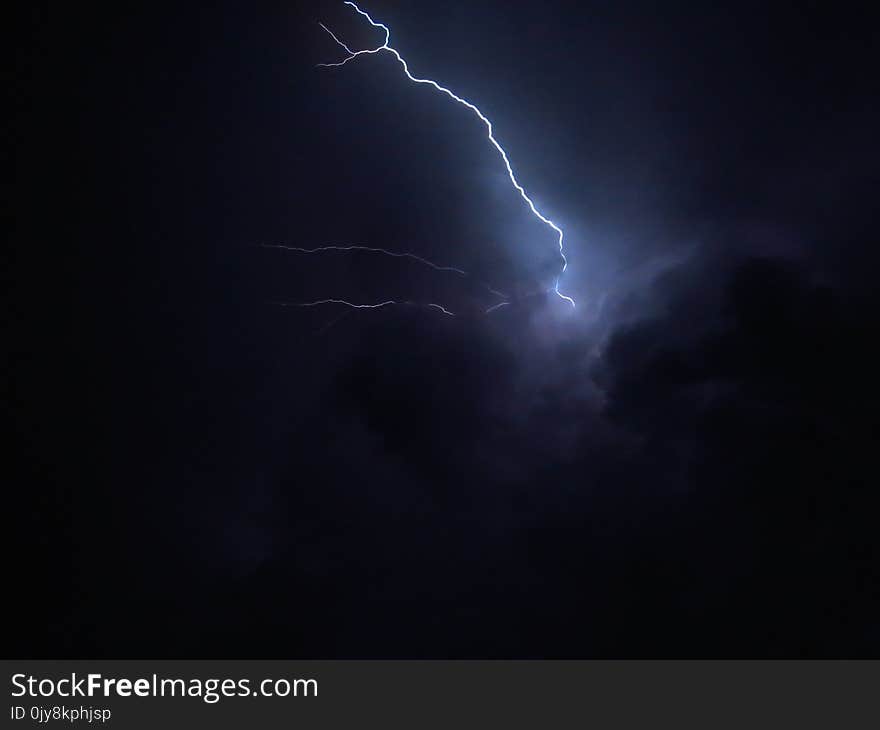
[7,0,879,656]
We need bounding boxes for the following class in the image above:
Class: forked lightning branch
[271,1,575,317]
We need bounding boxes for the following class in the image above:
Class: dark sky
[8,0,879,657]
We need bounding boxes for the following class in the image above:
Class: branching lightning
[272,2,575,321]
[316,1,575,308]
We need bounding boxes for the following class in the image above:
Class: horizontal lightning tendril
[260,243,508,300]
[261,243,467,274]
[317,1,575,308]
[274,299,456,316]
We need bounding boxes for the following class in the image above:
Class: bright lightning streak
[317,1,576,308]
[424,303,456,316]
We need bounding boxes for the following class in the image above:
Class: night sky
[8,1,879,657]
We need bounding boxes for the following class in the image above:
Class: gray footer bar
[3,660,878,728]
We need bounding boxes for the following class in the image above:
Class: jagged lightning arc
[316,1,575,308]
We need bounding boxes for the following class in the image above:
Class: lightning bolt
[317,1,576,308]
